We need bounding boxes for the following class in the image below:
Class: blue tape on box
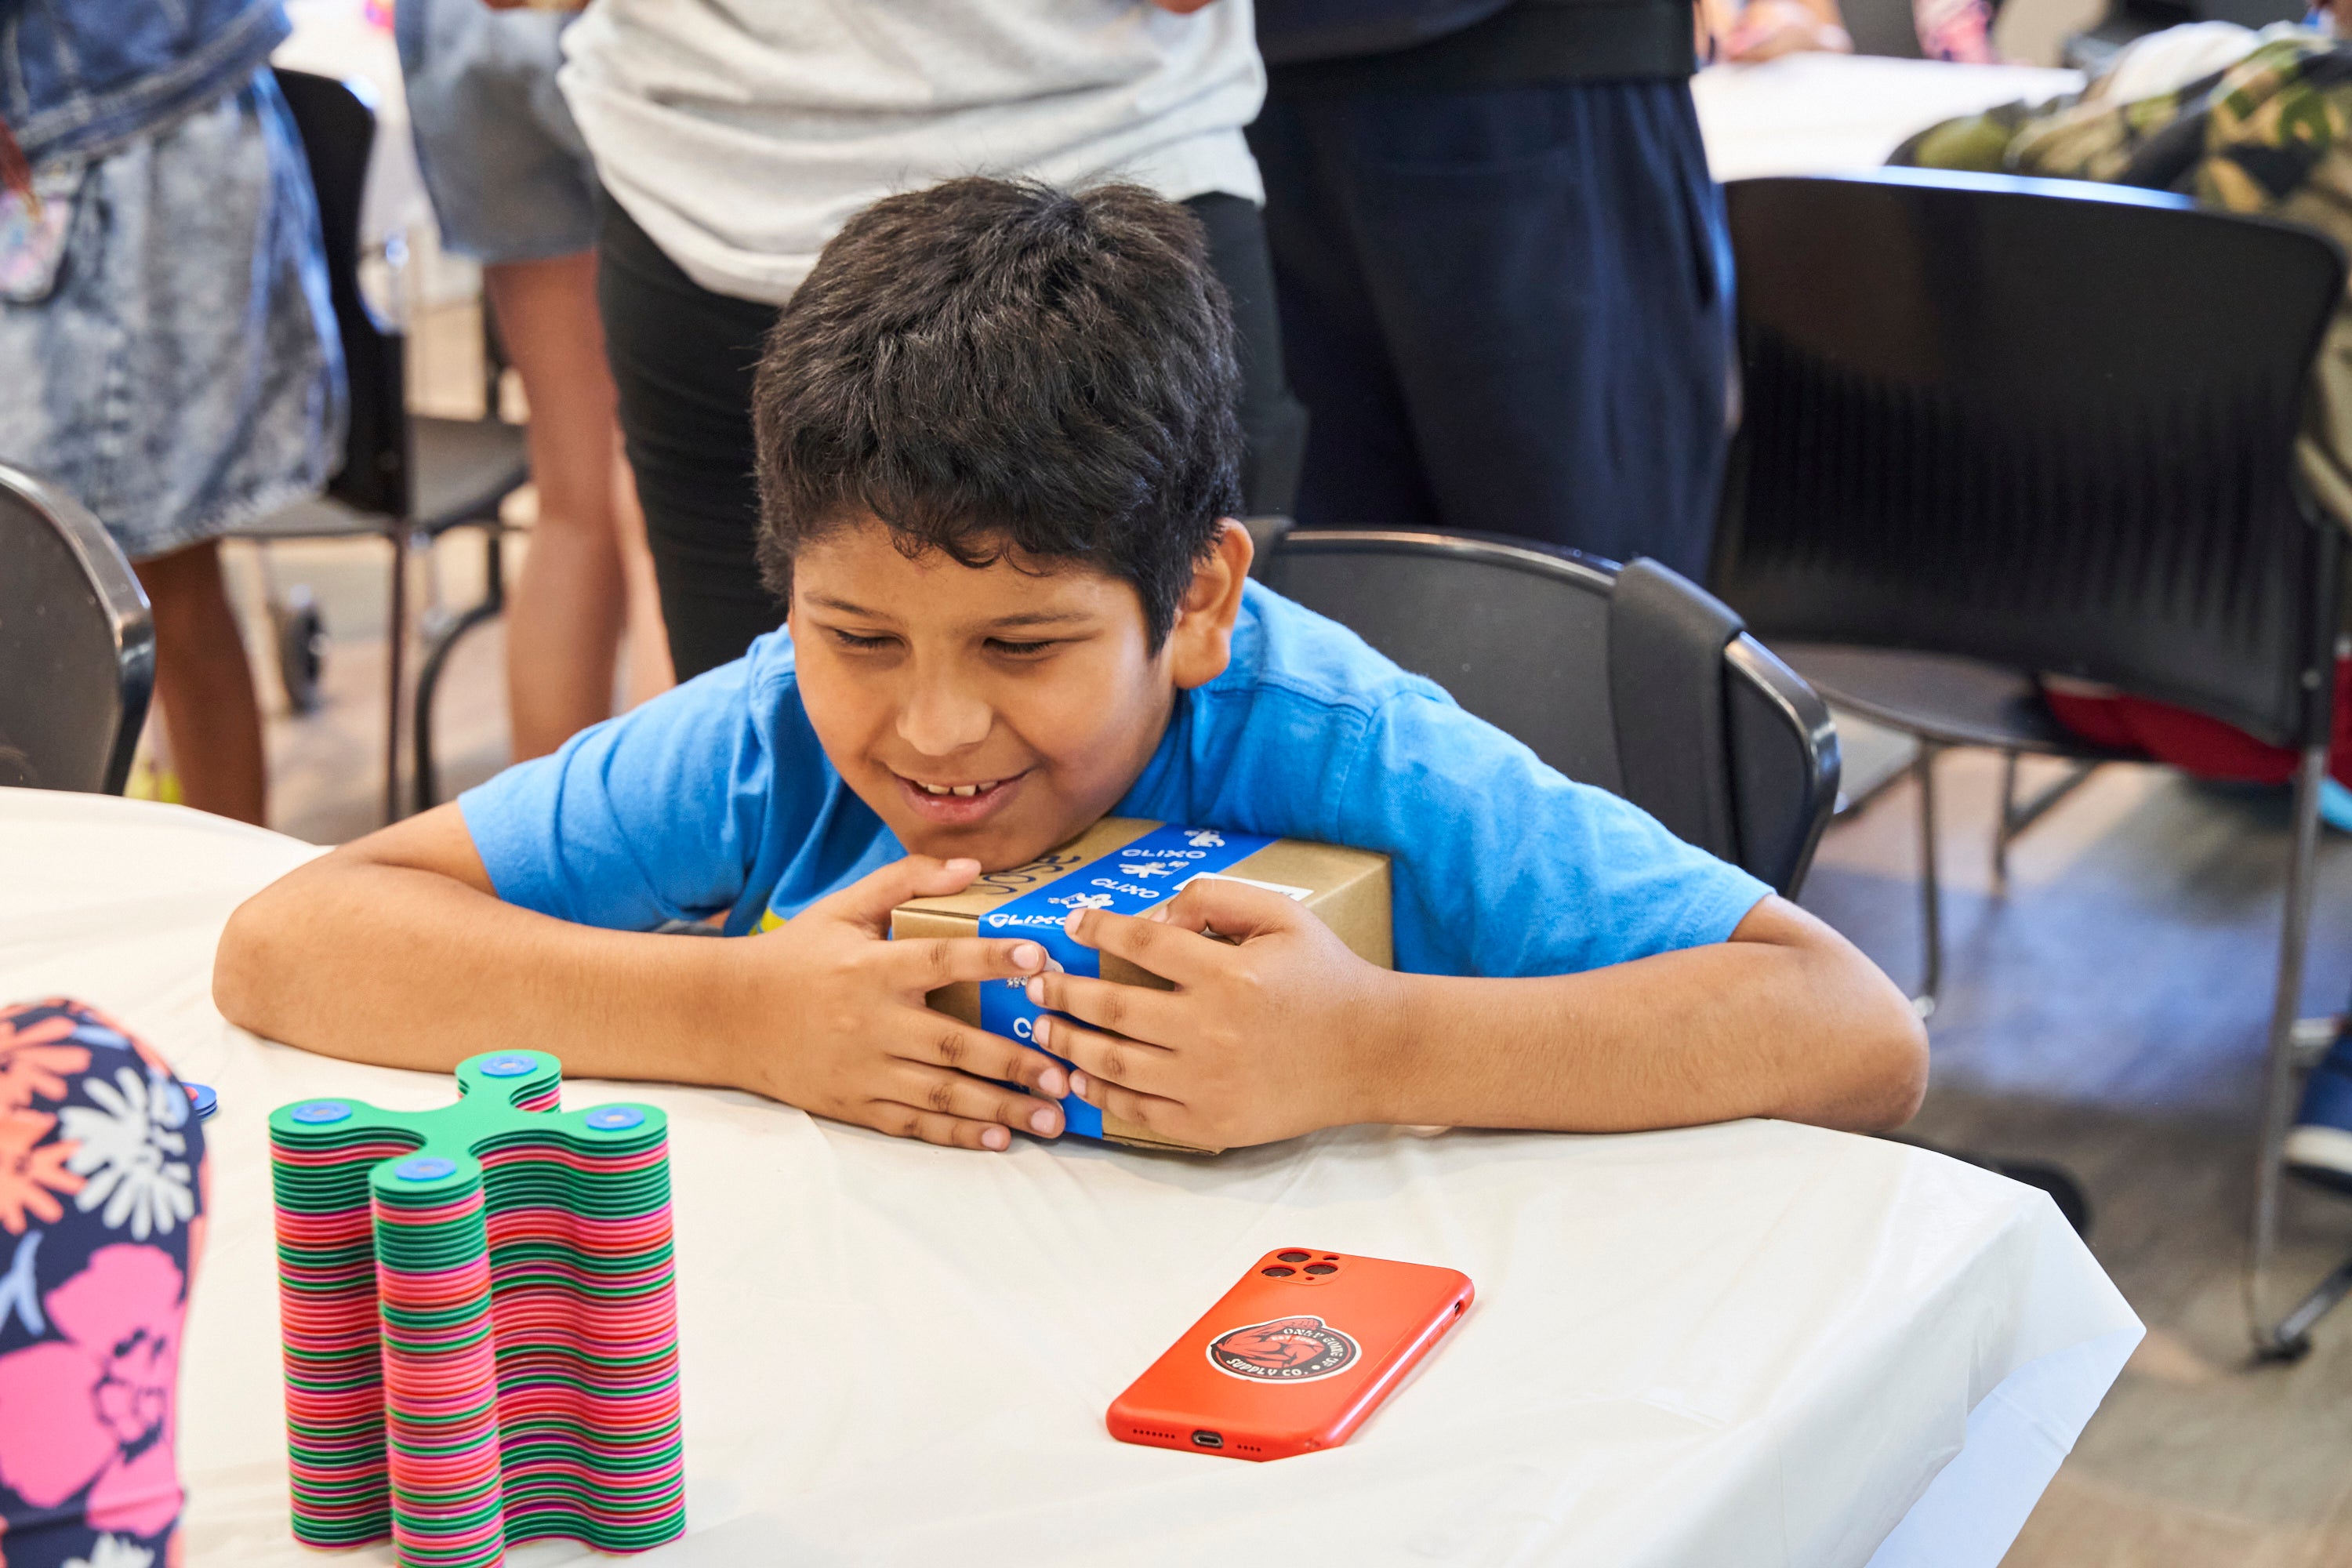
[976,824,1274,1138]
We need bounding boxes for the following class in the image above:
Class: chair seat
[412,416,529,535]
[232,417,529,541]
[1777,643,2136,759]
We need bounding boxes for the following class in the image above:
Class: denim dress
[0,1,343,563]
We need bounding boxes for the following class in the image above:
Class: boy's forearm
[214,858,738,1087]
[1374,909,1927,1135]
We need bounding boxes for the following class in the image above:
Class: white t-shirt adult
[559,0,1266,304]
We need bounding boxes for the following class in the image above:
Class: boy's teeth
[953,785,978,797]
[917,779,994,797]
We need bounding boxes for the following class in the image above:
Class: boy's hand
[725,856,1067,1152]
[1024,880,1407,1148]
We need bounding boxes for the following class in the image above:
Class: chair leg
[2249,743,2328,1356]
[1992,750,2020,885]
[412,528,510,814]
[383,528,410,826]
[1914,743,1944,1020]
[1991,756,2101,886]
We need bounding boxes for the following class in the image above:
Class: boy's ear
[1166,519,1254,691]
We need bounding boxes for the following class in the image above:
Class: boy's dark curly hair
[752,177,1244,650]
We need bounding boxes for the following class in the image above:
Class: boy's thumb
[811,855,982,935]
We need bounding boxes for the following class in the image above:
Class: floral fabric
[0,1001,205,1568]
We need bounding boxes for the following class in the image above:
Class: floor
[187,301,2352,1563]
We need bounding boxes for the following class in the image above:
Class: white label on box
[1175,872,1313,902]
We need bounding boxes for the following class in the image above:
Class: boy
[215,179,1926,1153]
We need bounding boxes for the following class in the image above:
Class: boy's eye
[829,629,895,652]
[986,638,1059,658]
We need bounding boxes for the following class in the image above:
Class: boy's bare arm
[1025,882,1928,1146]
[212,806,1069,1150]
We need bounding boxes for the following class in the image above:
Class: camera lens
[1305,1263,1338,1276]
[1276,1250,1312,1263]
[1261,1265,1296,1277]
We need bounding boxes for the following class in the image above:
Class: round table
[0,789,2140,1566]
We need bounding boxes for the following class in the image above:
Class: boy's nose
[896,678,993,756]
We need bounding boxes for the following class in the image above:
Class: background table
[1693,53,2086,182]
[0,789,2140,1563]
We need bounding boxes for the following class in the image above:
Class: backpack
[1254,0,1519,64]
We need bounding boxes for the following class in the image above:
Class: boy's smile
[787,517,1249,870]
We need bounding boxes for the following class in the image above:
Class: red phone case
[1108,1248,1474,1461]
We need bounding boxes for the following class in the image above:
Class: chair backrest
[1711,169,2347,749]
[273,67,409,518]
[1259,528,1838,896]
[0,463,154,794]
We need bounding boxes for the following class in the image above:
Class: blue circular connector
[290,1101,350,1125]
[584,1107,644,1131]
[479,1054,538,1078]
[393,1156,456,1182]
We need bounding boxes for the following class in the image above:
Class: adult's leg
[136,540,266,825]
[1184,193,1311,518]
[483,252,636,759]
[1247,96,1447,531]
[596,196,782,680]
[1319,80,1732,575]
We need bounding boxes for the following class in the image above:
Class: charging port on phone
[1191,1430,1223,1449]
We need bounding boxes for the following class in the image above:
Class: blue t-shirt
[459,583,1771,978]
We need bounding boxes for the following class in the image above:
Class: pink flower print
[0,1009,90,1116]
[0,1109,82,1234]
[0,1244,185,1537]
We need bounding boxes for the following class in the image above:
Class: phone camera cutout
[1305,1263,1338,1276]
[1261,1265,1296,1277]
[1276,1250,1312,1263]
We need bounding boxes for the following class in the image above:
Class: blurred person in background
[1695,0,1997,63]
[0,0,343,826]
[482,0,1303,681]
[1246,0,1734,577]
[396,0,673,759]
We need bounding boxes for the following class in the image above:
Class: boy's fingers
[1062,906,1217,984]
[884,1065,1065,1139]
[1026,971,1182,1047]
[897,1014,1069,1099]
[863,1102,1018,1152]
[1150,877,1305,942]
[1066,1064,1188,1142]
[804,855,982,937]
[887,936,1049,993]
[1033,1014,1174,1099]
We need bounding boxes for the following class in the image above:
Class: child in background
[0,0,343,826]
[0,1000,207,1568]
[215,177,1926,1156]
[394,0,673,760]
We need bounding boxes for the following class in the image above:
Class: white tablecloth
[0,790,2141,1565]
[1693,53,2087,183]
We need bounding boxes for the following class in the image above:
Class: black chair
[1708,169,2346,1351]
[1258,529,1838,898]
[0,463,154,794]
[243,67,530,822]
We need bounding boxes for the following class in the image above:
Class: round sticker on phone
[1206,1316,1359,1382]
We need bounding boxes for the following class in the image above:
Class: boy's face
[786,517,1250,870]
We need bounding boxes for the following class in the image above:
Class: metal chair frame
[254,68,528,824]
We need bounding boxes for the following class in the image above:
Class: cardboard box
[892,818,1391,1153]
